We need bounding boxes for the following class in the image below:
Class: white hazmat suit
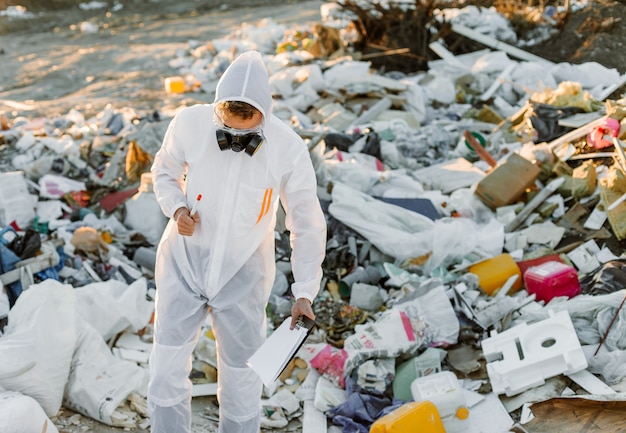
[148,50,327,433]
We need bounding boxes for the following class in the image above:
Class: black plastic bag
[325,132,357,152]
[528,102,585,142]
[324,129,382,161]
[8,228,41,260]
[580,259,626,296]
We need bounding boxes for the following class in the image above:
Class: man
[148,50,327,433]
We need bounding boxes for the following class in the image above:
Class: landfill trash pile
[1,1,626,433]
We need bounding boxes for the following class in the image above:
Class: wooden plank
[428,41,465,67]
[547,115,608,154]
[451,24,554,66]
[464,130,497,168]
[504,177,565,232]
[598,73,626,101]
[349,96,392,129]
[480,63,516,101]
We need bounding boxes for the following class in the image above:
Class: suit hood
[214,50,272,120]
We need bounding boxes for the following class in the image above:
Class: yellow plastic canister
[370,401,446,433]
[164,76,186,93]
[468,253,522,296]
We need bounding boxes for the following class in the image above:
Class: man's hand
[174,207,200,236]
[291,298,314,329]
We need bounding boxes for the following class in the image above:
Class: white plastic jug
[410,370,469,420]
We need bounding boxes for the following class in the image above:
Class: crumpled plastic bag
[343,308,427,376]
[392,282,460,347]
[0,280,77,417]
[7,228,41,260]
[74,277,154,342]
[527,101,585,142]
[326,375,404,433]
[582,344,626,385]
[579,259,626,296]
[328,182,434,262]
[424,216,503,276]
[261,388,301,428]
[313,375,348,412]
[63,316,149,427]
[354,358,395,395]
[310,343,349,388]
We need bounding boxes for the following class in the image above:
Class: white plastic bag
[0,389,59,433]
[328,182,434,261]
[74,278,154,342]
[393,283,460,347]
[0,280,76,417]
[63,317,149,426]
[343,308,427,375]
[424,215,504,276]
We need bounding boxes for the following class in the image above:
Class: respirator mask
[214,113,265,157]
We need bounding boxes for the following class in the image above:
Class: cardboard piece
[524,397,626,433]
[474,153,540,209]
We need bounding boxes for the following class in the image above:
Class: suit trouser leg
[148,271,209,433]
[211,265,267,433]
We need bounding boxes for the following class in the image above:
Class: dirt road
[0,0,324,118]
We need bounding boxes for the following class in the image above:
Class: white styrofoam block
[481,310,587,396]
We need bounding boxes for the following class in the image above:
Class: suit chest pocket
[236,184,276,228]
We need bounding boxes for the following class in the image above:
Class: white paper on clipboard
[246,315,315,387]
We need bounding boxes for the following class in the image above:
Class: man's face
[220,110,263,131]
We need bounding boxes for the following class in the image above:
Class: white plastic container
[410,370,469,420]
[124,172,168,245]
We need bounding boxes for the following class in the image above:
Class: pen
[190,194,202,216]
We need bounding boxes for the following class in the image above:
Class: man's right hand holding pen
[173,194,202,236]
[173,206,200,236]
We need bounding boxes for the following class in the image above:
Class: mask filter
[216,129,264,156]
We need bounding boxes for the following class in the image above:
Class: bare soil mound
[522,1,626,73]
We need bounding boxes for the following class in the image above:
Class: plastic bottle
[370,400,446,433]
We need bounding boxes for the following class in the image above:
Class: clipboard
[246,315,316,387]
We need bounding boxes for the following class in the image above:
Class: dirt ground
[1,0,625,432]
[523,0,626,73]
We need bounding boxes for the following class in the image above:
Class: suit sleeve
[151,114,189,219]
[280,148,327,303]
